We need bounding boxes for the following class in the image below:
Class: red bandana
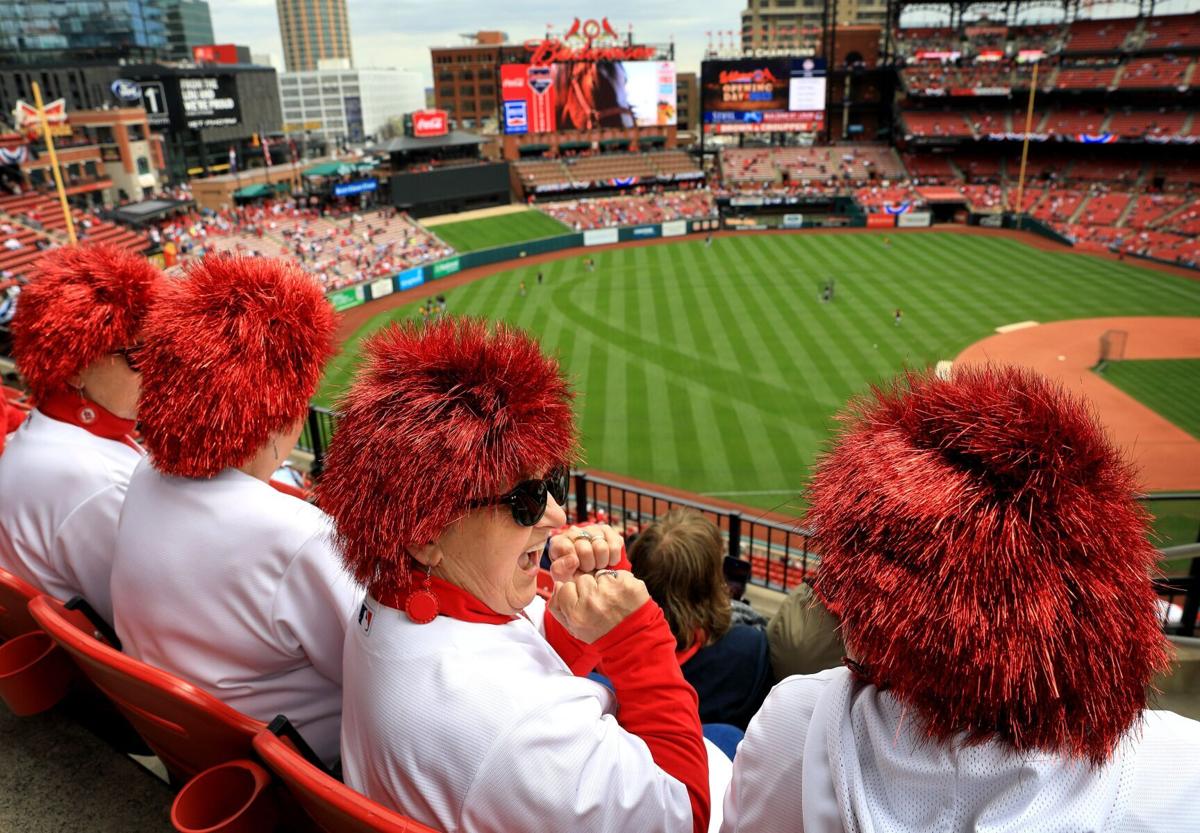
[38,389,142,452]
[374,574,516,626]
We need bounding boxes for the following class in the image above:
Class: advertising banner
[661,220,687,237]
[866,214,896,229]
[584,228,619,246]
[897,211,932,228]
[782,214,804,228]
[431,258,461,279]
[329,285,365,311]
[397,267,425,290]
[369,277,394,300]
[410,109,449,137]
[979,214,1003,228]
[630,225,659,239]
[333,178,379,197]
[179,75,241,129]
[701,58,825,134]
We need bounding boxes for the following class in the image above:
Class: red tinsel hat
[317,316,578,592]
[804,364,1170,764]
[11,244,163,401]
[137,255,336,478]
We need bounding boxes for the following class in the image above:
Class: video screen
[501,61,677,134]
[701,58,826,134]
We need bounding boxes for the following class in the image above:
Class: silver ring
[594,569,620,579]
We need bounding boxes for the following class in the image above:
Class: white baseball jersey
[111,459,359,764]
[0,409,142,624]
[342,594,732,833]
[722,666,1200,833]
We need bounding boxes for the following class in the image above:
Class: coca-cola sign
[411,110,448,137]
[525,17,656,65]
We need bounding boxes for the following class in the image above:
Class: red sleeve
[542,545,633,676]
[592,599,710,833]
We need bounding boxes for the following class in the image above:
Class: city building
[430,33,526,131]
[0,0,166,63]
[161,0,216,61]
[741,0,888,51]
[279,68,425,146]
[676,72,699,136]
[0,63,283,183]
[276,0,354,71]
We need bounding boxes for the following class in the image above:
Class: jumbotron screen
[501,61,677,134]
[701,58,826,134]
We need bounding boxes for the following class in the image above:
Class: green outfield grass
[1099,359,1200,440]
[428,210,569,253]
[319,231,1200,518]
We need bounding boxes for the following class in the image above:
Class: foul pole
[1013,61,1040,226]
[31,81,76,244]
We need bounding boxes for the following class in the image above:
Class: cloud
[206,0,742,80]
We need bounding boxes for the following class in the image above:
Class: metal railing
[299,407,1199,632]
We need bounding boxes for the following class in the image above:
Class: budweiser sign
[411,110,448,137]
[525,17,656,65]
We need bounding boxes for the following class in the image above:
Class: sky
[207,0,747,83]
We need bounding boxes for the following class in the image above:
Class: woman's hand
[548,570,650,644]
[547,523,623,582]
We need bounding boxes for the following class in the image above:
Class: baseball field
[319,229,1200,532]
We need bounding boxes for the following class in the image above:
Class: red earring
[405,564,439,624]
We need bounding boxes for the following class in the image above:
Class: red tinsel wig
[805,364,1170,764]
[11,244,163,401]
[137,255,336,478]
[317,316,579,592]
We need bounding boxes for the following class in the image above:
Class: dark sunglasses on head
[115,345,145,372]
[468,467,570,527]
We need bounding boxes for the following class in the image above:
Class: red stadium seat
[0,566,42,639]
[0,579,92,716]
[27,594,265,784]
[252,722,443,833]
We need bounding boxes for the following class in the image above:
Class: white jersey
[342,594,732,833]
[112,459,359,763]
[722,666,1200,833]
[0,409,142,623]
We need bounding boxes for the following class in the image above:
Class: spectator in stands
[722,366,1200,833]
[318,317,729,833]
[110,256,356,765]
[765,581,845,681]
[629,508,773,730]
[0,244,162,624]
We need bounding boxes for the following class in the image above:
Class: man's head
[804,364,1170,764]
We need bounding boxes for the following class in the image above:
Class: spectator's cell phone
[723,556,751,601]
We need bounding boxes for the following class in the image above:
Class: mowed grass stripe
[1100,359,1200,439]
[429,211,569,253]
[320,232,1200,509]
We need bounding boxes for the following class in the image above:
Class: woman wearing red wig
[0,244,162,624]
[721,365,1200,833]
[110,255,357,765]
[318,316,730,833]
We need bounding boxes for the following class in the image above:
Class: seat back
[27,595,264,783]
[0,567,41,638]
[252,728,442,833]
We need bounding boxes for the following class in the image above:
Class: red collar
[38,389,142,451]
[374,574,517,625]
[675,628,706,665]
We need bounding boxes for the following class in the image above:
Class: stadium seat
[0,566,42,638]
[0,579,94,716]
[27,593,265,784]
[252,720,442,833]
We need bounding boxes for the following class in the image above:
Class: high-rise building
[741,0,888,51]
[278,68,424,144]
[276,0,353,72]
[161,0,216,62]
[0,0,167,63]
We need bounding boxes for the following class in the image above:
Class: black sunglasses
[468,467,570,527]
[115,345,145,372]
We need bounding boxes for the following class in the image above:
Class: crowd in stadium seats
[538,191,716,230]
[155,201,453,290]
